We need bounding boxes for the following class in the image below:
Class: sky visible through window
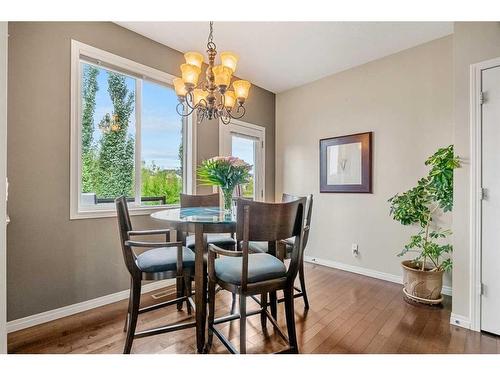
[92,67,182,171]
[232,135,255,174]
[141,80,182,171]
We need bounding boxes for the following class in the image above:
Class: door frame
[469,56,500,332]
[218,118,266,201]
[0,21,7,353]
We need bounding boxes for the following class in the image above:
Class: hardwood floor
[8,262,500,354]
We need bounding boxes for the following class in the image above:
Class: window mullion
[134,78,142,206]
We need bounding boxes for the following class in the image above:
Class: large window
[71,41,194,219]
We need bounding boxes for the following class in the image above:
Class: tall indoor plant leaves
[388,145,460,271]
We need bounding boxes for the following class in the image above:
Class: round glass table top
[151,206,236,224]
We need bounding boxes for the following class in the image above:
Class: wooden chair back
[236,198,306,287]
[236,199,304,243]
[180,193,220,208]
[115,196,137,276]
[282,193,313,250]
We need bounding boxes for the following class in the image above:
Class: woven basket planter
[401,260,443,305]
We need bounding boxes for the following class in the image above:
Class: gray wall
[452,22,500,319]
[7,22,275,320]
[276,36,453,286]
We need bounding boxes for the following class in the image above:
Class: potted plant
[388,145,460,305]
[197,156,252,213]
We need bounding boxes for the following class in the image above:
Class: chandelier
[174,22,251,125]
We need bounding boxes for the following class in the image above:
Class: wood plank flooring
[8,262,500,354]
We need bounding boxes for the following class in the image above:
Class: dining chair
[115,196,196,354]
[180,193,237,250]
[206,197,306,354]
[248,193,313,310]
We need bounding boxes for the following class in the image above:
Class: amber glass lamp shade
[232,80,251,101]
[173,78,187,97]
[184,51,204,69]
[180,63,201,88]
[193,89,208,106]
[220,52,238,73]
[223,91,236,109]
[213,65,232,88]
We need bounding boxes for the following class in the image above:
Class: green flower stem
[222,187,234,212]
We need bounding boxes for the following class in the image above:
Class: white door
[219,119,265,201]
[481,64,500,335]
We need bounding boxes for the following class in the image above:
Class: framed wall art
[319,132,372,193]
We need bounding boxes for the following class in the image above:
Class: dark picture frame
[320,132,372,193]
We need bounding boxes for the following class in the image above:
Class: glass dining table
[151,206,236,353]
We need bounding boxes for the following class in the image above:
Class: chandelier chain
[207,21,215,49]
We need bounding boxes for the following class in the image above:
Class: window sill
[70,204,180,220]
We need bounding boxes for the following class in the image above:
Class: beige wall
[7,22,275,320]
[276,36,453,286]
[452,22,500,319]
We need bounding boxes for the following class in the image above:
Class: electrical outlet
[352,243,359,257]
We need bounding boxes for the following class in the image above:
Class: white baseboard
[6,279,174,333]
[449,313,471,330]
[304,255,452,296]
[442,285,452,296]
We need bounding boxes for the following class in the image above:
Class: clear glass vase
[221,187,234,214]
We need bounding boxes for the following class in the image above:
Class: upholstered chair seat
[248,239,294,254]
[136,247,195,273]
[186,234,236,250]
[214,253,287,285]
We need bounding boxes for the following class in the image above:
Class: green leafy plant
[141,161,182,205]
[197,156,252,210]
[81,65,99,193]
[94,72,135,198]
[388,145,460,272]
[241,175,254,198]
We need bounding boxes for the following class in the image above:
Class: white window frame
[70,40,196,219]
[218,118,266,201]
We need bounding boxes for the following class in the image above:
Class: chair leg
[284,286,298,354]
[298,262,309,309]
[206,279,217,350]
[269,291,277,320]
[176,275,184,311]
[123,278,141,354]
[260,293,268,330]
[123,312,130,333]
[184,273,192,315]
[230,241,237,314]
[123,278,133,332]
[230,293,237,314]
[239,294,247,354]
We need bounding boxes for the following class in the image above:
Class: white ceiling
[117,22,453,93]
